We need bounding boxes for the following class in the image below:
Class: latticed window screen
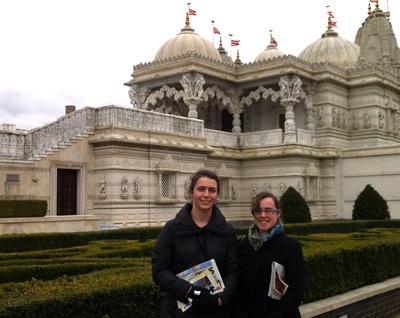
[6,174,20,182]
[161,173,170,198]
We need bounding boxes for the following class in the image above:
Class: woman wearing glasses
[233,191,305,318]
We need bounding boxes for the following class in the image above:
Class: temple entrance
[57,169,77,215]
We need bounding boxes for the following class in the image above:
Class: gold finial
[376,0,379,8]
[186,12,190,26]
[237,50,240,59]
[328,16,332,30]
[220,37,222,46]
[368,3,372,15]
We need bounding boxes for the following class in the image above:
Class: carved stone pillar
[180,74,205,119]
[278,75,303,144]
[304,84,317,136]
[305,176,310,200]
[158,171,162,199]
[232,112,242,133]
[282,101,296,143]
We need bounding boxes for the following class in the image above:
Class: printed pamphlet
[176,259,224,312]
[267,261,289,300]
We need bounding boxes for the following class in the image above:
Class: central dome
[298,30,360,67]
[154,17,221,62]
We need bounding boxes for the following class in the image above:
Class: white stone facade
[1,6,400,225]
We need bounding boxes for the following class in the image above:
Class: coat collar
[173,203,230,237]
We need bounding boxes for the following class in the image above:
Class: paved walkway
[299,276,400,318]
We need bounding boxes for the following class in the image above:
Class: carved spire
[235,50,242,65]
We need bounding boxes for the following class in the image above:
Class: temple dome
[154,20,221,62]
[298,29,360,67]
[254,43,285,62]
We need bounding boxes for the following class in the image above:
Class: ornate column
[305,176,310,200]
[232,112,242,133]
[128,85,150,109]
[281,101,296,143]
[180,74,205,118]
[278,75,303,144]
[158,171,162,200]
[304,83,317,138]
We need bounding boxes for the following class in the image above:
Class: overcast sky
[1,0,399,130]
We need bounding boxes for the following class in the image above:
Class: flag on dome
[213,27,221,34]
[331,21,339,28]
[272,37,278,46]
[328,12,335,18]
[189,9,197,16]
[231,40,240,47]
[370,0,377,2]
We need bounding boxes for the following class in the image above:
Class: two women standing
[152,170,305,318]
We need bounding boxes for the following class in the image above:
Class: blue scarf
[248,220,284,251]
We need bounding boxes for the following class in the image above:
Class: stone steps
[27,129,94,161]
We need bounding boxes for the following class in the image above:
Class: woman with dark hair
[233,191,305,318]
[152,169,239,318]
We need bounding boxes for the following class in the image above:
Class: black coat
[233,232,305,318]
[152,204,239,318]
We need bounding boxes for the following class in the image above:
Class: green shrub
[0,227,162,253]
[0,200,47,218]
[280,186,312,223]
[352,184,390,220]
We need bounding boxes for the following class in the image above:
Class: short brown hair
[250,191,280,216]
[190,169,220,194]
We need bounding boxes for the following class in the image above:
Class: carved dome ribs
[299,30,360,68]
[154,25,222,62]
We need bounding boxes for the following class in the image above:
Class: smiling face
[190,177,218,215]
[254,197,281,235]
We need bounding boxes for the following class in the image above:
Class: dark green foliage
[0,227,162,253]
[0,200,47,218]
[235,220,400,236]
[352,184,390,220]
[280,186,312,223]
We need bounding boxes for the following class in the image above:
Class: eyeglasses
[254,208,279,216]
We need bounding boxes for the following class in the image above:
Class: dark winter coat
[233,232,305,318]
[152,203,239,318]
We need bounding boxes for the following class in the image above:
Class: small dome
[298,30,360,67]
[254,43,285,62]
[154,21,221,61]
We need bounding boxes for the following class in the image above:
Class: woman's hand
[191,293,220,311]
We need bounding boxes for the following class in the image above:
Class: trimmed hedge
[235,220,400,236]
[0,227,162,253]
[0,240,156,284]
[0,266,163,318]
[0,200,47,218]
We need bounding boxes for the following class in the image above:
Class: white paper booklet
[176,259,225,312]
[267,261,289,300]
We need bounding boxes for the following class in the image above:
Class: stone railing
[297,129,313,145]
[240,129,283,147]
[0,106,205,159]
[97,106,204,137]
[25,107,97,157]
[204,129,238,147]
[1,105,315,159]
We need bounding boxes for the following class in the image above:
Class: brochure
[176,259,224,312]
[267,261,289,300]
